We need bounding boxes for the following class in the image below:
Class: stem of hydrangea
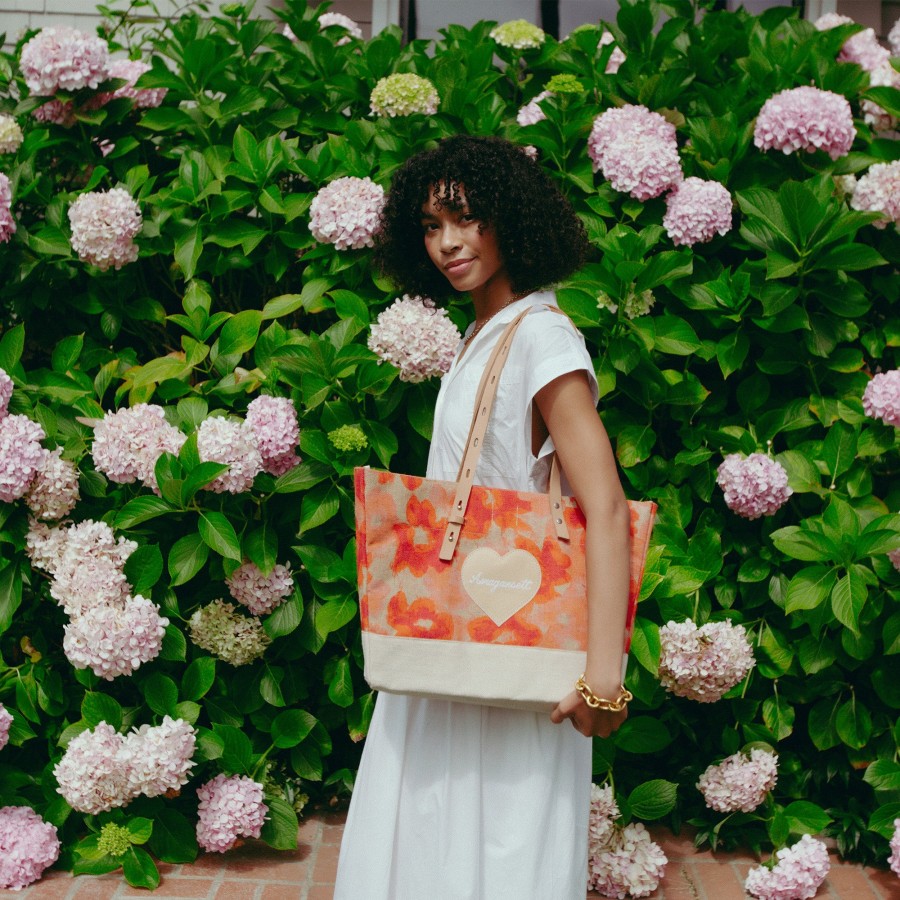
[250,741,276,780]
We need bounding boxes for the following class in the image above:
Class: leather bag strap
[439,307,567,562]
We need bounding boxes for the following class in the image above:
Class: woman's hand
[550,689,628,738]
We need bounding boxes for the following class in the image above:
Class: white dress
[334,292,599,900]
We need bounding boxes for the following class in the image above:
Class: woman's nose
[440,223,461,252]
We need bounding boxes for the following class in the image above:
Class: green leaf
[613,718,672,754]
[299,482,340,533]
[629,617,660,674]
[836,696,872,749]
[141,673,179,717]
[762,695,795,740]
[291,743,323,781]
[168,533,209,586]
[717,331,749,379]
[81,692,124,730]
[264,591,303,639]
[315,597,357,636]
[0,562,23,635]
[770,526,835,562]
[160,624,187,662]
[147,808,198,864]
[0,323,25,370]
[626,780,678,820]
[198,511,242,560]
[869,802,900,839]
[328,655,354,707]
[812,243,887,272]
[784,801,832,836]
[615,424,656,468]
[52,334,84,373]
[124,544,164,596]
[115,496,175,529]
[831,569,867,634]
[73,855,121,876]
[821,422,857,482]
[259,796,299,850]
[174,224,202,280]
[122,846,160,890]
[218,310,263,357]
[181,461,229,502]
[784,567,836,614]
[272,709,318,749]
[862,759,900,792]
[245,522,278,574]
[181,656,216,701]
[126,817,154,844]
[213,724,253,774]
[274,460,331,493]
[652,316,702,356]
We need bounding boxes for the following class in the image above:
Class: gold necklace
[463,292,527,348]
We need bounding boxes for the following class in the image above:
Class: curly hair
[373,135,589,301]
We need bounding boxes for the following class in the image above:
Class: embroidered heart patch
[460,547,542,625]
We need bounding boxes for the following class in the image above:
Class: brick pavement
[13,811,897,899]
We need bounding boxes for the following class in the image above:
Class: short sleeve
[519,308,599,413]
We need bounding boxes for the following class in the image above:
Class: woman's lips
[445,258,473,274]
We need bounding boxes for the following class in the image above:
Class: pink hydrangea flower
[123,716,196,798]
[188,599,271,666]
[588,105,682,200]
[813,13,853,29]
[862,370,900,426]
[318,11,363,44]
[92,403,186,493]
[589,784,620,849]
[68,188,142,270]
[851,161,900,229]
[754,86,855,161]
[889,819,900,877]
[309,176,385,250]
[663,177,733,246]
[0,806,61,890]
[890,19,900,56]
[53,721,137,814]
[48,519,136,616]
[368,295,460,382]
[107,58,166,107]
[0,414,46,503]
[589,821,668,898]
[659,619,756,702]
[24,520,68,575]
[226,561,293,615]
[245,395,300,475]
[862,63,900,135]
[63,595,168,679]
[745,835,830,900]
[839,29,890,73]
[0,367,12,417]
[20,26,109,95]
[0,704,12,751]
[517,90,551,126]
[698,748,778,813]
[196,774,268,852]
[599,31,626,74]
[24,448,80,520]
[889,548,900,573]
[716,453,792,519]
[32,99,76,128]
[0,173,16,244]
[197,417,263,494]
[0,114,23,155]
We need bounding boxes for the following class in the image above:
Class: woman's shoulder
[518,293,585,343]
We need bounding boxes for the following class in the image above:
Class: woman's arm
[534,370,632,737]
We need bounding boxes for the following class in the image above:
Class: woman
[335,135,632,899]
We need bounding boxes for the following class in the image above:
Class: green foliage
[0,0,897,880]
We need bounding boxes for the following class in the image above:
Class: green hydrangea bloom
[370,74,440,117]
[97,823,132,858]
[490,19,546,50]
[188,599,271,666]
[545,74,584,94]
[328,425,368,453]
[597,289,656,320]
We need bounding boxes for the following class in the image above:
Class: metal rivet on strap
[554,502,560,509]
[473,438,479,447]
[556,518,562,525]
[448,534,454,542]
[456,500,462,510]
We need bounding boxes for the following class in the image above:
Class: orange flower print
[468,615,542,646]
[391,495,445,577]
[387,591,453,639]
[514,535,572,602]
[462,487,534,540]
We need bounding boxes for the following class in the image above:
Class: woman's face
[420,184,508,297]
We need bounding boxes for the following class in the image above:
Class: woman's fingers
[551,691,629,737]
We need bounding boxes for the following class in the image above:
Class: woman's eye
[422,223,438,232]
[461,214,477,223]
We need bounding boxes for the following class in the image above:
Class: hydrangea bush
[0,0,898,891]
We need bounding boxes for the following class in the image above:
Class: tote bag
[354,308,656,711]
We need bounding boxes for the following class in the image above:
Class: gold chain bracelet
[574,675,632,712]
